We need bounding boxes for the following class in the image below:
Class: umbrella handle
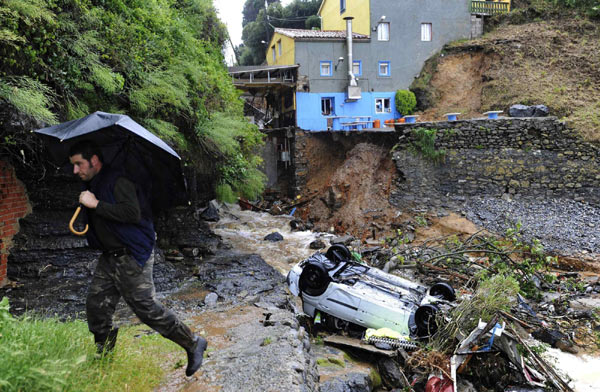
[69,206,89,236]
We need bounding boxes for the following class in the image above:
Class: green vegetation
[395,90,417,115]
[0,0,265,200]
[408,127,446,163]
[431,274,520,352]
[0,297,179,391]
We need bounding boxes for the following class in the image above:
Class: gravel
[460,196,600,255]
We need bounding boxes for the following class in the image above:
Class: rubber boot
[165,324,207,377]
[185,336,208,377]
[94,328,119,358]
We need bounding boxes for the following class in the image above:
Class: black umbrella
[35,111,187,233]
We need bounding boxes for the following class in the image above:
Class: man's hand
[79,191,99,209]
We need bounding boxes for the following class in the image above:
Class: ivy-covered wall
[391,117,600,205]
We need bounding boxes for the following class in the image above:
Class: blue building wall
[296,91,400,131]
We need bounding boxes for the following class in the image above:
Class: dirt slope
[414,17,600,140]
[298,143,402,240]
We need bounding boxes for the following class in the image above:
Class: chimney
[344,16,361,100]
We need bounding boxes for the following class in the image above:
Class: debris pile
[300,226,600,392]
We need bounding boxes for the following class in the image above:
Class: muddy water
[210,203,331,275]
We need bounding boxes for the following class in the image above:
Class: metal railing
[470,1,510,15]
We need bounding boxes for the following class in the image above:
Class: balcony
[470,1,511,15]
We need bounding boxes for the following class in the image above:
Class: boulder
[320,372,373,392]
[200,201,220,222]
[509,104,549,117]
[264,232,284,242]
[309,239,327,249]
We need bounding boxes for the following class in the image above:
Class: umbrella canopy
[35,111,187,213]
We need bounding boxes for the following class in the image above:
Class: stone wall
[391,117,600,205]
[0,160,31,287]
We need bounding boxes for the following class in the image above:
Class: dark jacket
[85,166,155,266]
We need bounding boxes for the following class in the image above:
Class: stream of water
[209,202,332,275]
[209,202,600,392]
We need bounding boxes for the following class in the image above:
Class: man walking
[69,140,206,377]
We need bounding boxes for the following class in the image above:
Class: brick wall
[0,160,31,287]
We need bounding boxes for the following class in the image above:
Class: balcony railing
[470,1,510,15]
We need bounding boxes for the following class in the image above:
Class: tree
[239,0,322,65]
[0,0,266,200]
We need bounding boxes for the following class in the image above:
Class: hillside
[412,11,600,141]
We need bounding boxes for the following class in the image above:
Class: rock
[204,292,218,306]
[200,201,220,222]
[309,239,326,249]
[378,358,408,389]
[331,235,354,245]
[509,104,534,117]
[264,232,284,242]
[531,328,577,353]
[319,372,373,392]
[532,104,549,117]
[290,219,306,231]
[509,104,549,118]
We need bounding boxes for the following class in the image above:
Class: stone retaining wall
[391,117,600,205]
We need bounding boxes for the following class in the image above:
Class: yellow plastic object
[364,327,409,341]
[69,206,89,236]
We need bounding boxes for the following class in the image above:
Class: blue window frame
[340,0,346,14]
[320,61,333,76]
[321,97,334,115]
[378,61,390,77]
[352,60,362,76]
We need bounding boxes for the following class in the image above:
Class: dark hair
[69,140,103,163]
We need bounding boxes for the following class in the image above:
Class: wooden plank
[323,335,398,357]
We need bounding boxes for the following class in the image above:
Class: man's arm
[82,177,141,223]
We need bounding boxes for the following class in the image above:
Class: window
[321,97,334,115]
[375,98,391,114]
[377,22,390,41]
[320,60,332,76]
[272,46,276,62]
[421,23,432,41]
[352,60,362,76]
[378,61,390,76]
[340,0,346,13]
[277,40,282,56]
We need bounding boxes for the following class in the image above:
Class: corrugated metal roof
[274,28,369,40]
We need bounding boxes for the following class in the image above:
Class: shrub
[395,89,417,115]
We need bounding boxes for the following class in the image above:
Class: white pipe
[345,17,357,87]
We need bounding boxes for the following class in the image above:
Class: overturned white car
[287,245,456,337]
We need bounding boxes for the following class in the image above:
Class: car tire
[299,262,331,296]
[325,244,352,264]
[414,304,439,337]
[429,282,456,301]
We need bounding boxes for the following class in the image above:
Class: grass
[0,300,181,392]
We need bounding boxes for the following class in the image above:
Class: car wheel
[325,244,352,264]
[299,262,331,296]
[429,282,456,301]
[324,313,349,332]
[414,304,439,337]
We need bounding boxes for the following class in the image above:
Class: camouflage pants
[86,250,196,350]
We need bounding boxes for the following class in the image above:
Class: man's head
[69,140,103,181]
